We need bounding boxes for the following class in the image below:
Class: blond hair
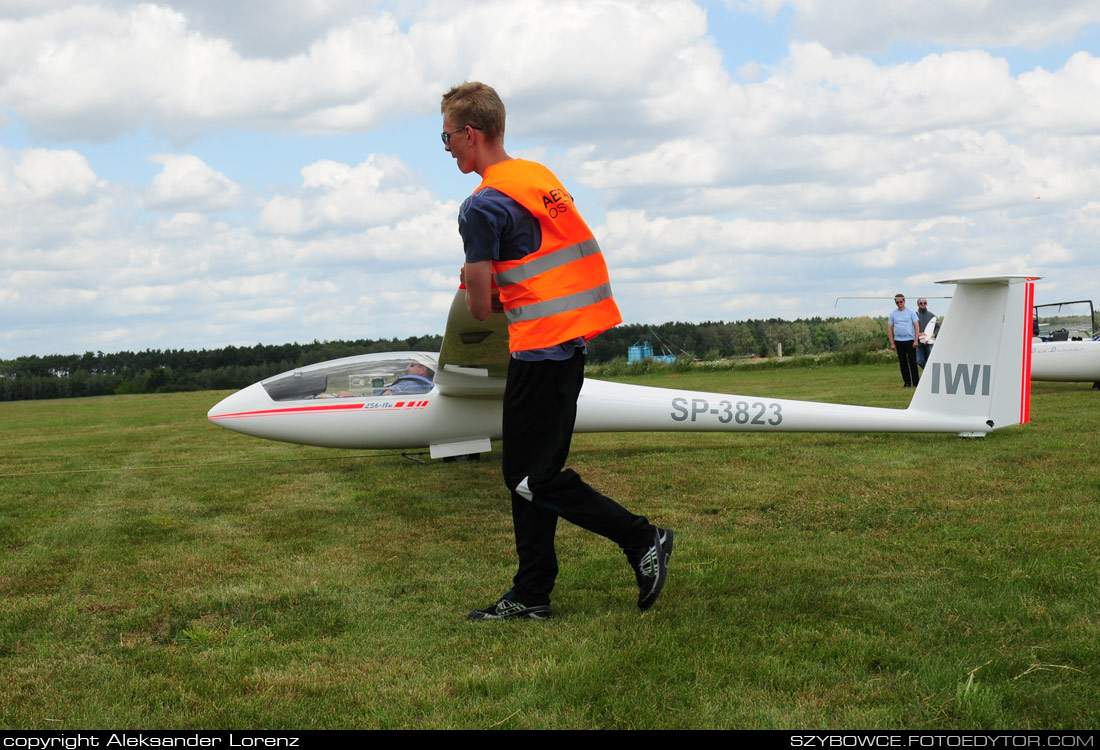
[441,81,506,143]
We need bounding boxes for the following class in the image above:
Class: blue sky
[2,0,1099,358]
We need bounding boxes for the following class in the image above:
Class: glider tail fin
[909,275,1035,434]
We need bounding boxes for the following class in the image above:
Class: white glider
[208,275,1036,458]
[1029,299,1100,385]
[1031,340,1100,383]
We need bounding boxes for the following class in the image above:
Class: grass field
[1,362,1098,730]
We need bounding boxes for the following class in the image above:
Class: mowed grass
[1,363,1097,730]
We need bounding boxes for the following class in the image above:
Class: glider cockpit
[260,353,439,401]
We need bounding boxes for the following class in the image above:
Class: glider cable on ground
[0,450,430,479]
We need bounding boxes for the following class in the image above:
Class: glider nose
[208,382,271,423]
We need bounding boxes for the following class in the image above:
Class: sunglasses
[441,125,482,145]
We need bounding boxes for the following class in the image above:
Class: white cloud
[136,0,387,58]
[4,148,100,201]
[1029,238,1073,265]
[0,0,715,142]
[740,0,1100,53]
[0,3,426,140]
[145,154,242,211]
[572,42,1100,228]
[1017,52,1100,133]
[2,1,1099,358]
[257,154,435,234]
[602,210,905,264]
[154,211,214,238]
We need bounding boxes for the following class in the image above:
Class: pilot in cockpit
[379,361,435,395]
[315,357,437,398]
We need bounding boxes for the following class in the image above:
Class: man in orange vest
[442,81,673,620]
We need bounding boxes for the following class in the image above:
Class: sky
[2,0,1099,359]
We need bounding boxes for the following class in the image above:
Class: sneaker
[467,597,552,621]
[627,527,674,611]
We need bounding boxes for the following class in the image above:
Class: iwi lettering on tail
[930,362,991,396]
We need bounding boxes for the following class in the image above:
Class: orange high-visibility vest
[476,159,622,352]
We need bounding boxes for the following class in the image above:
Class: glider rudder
[908,275,1035,434]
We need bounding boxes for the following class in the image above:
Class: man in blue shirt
[888,293,920,387]
[442,81,672,621]
[381,361,434,395]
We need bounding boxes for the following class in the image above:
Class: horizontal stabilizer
[435,289,510,398]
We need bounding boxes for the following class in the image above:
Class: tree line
[0,316,887,402]
[586,316,887,363]
[0,335,442,402]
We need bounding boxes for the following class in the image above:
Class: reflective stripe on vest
[493,238,602,287]
[506,281,613,324]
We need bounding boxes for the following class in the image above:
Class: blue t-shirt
[459,187,540,265]
[889,308,919,341]
[386,375,433,395]
[459,186,585,361]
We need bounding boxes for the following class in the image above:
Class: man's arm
[888,321,896,350]
[463,260,494,321]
